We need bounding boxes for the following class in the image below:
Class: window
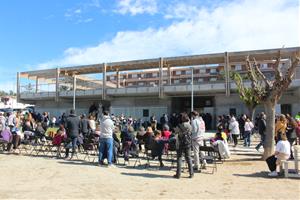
[186,79,191,83]
[138,82,144,86]
[150,82,156,86]
[163,80,167,84]
[163,71,168,76]
[132,74,138,78]
[261,63,268,69]
[229,108,236,116]
[175,71,181,75]
[199,69,206,74]
[210,78,217,82]
[186,70,192,75]
[128,83,133,86]
[210,68,217,74]
[198,78,204,82]
[152,72,158,77]
[235,64,242,71]
[174,80,180,84]
[143,109,149,117]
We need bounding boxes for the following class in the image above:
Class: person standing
[65,109,80,159]
[98,111,115,166]
[80,114,89,136]
[255,113,266,151]
[191,111,207,172]
[229,116,240,147]
[244,117,254,147]
[174,113,194,179]
[285,114,298,159]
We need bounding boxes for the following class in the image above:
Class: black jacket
[80,118,89,134]
[257,118,266,135]
[65,114,80,138]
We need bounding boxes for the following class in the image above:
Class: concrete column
[116,69,120,88]
[73,74,77,110]
[167,65,172,85]
[17,72,20,102]
[102,63,107,100]
[35,77,39,93]
[55,68,60,102]
[159,57,164,98]
[224,52,231,96]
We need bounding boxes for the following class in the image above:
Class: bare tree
[245,51,300,159]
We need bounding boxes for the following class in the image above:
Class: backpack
[178,125,192,148]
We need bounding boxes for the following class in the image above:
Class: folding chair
[199,146,219,174]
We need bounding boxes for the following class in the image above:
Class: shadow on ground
[233,171,284,179]
[121,172,173,179]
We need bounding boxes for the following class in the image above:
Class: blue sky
[0,0,299,92]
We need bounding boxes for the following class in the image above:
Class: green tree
[230,72,260,120]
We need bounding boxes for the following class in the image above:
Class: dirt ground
[0,142,299,199]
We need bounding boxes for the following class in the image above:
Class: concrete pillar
[55,68,60,102]
[35,77,39,93]
[102,63,107,100]
[167,65,172,85]
[73,74,76,110]
[17,72,20,102]
[116,69,120,88]
[159,57,164,98]
[224,52,231,96]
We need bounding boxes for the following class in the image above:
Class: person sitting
[0,126,12,151]
[35,122,46,142]
[151,130,168,167]
[121,126,137,161]
[266,132,290,177]
[211,125,230,159]
[136,126,146,151]
[9,127,21,152]
[162,124,171,140]
[23,119,35,140]
[52,125,66,158]
[143,127,154,152]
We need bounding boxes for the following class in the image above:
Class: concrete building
[17,47,300,124]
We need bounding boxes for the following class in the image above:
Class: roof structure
[20,46,300,80]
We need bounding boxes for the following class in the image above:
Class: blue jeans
[244,131,251,147]
[98,138,113,165]
[65,137,78,158]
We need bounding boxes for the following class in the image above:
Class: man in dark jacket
[80,114,89,136]
[255,113,266,151]
[65,109,80,159]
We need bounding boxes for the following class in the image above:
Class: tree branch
[252,58,271,89]
[273,50,282,81]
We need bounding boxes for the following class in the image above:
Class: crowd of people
[0,108,299,178]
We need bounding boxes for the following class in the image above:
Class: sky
[0,0,299,92]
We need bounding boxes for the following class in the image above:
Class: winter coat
[100,115,114,139]
[65,114,80,139]
[229,118,240,135]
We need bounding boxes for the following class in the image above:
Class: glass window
[235,64,242,71]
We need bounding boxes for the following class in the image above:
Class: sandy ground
[0,139,299,199]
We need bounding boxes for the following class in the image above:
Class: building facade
[18,47,300,124]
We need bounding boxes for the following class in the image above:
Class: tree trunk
[262,100,276,160]
[247,105,256,122]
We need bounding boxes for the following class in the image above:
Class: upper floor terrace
[18,47,300,102]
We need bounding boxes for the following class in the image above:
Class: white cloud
[164,2,200,20]
[74,9,82,14]
[115,0,158,15]
[38,0,299,69]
